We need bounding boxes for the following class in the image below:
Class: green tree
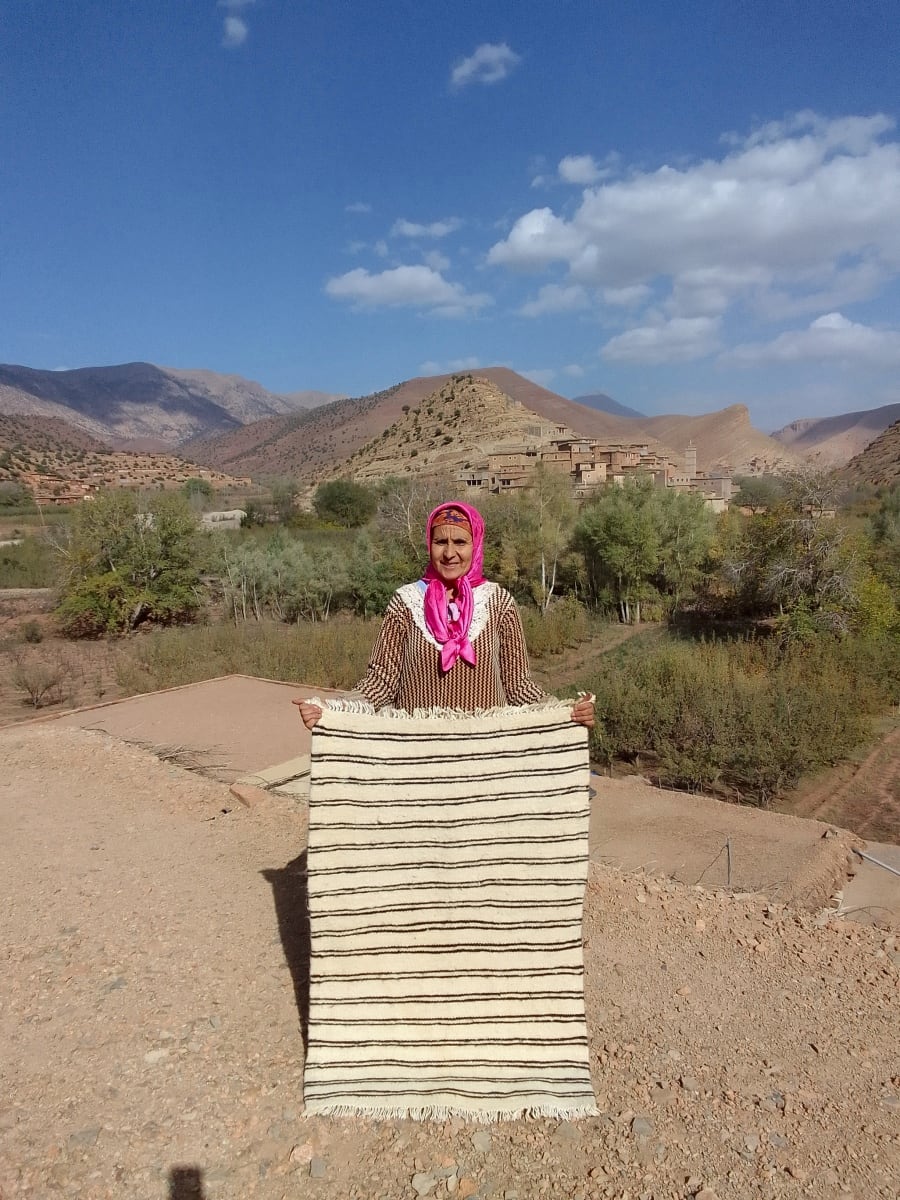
[731,474,786,513]
[182,477,214,502]
[574,480,715,621]
[313,479,377,528]
[55,491,202,636]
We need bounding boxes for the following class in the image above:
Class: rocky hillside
[771,403,900,466]
[843,419,900,486]
[0,362,334,448]
[0,413,248,494]
[190,368,797,482]
[320,375,556,484]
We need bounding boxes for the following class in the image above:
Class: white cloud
[725,312,900,369]
[488,113,900,324]
[601,317,721,364]
[520,283,589,317]
[423,250,451,272]
[562,364,585,378]
[391,217,463,239]
[602,284,652,308]
[345,202,372,214]
[558,155,603,184]
[222,15,248,46]
[419,357,485,374]
[373,239,389,258]
[218,0,254,46]
[451,43,521,88]
[325,265,491,317]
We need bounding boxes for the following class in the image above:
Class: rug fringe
[310,697,575,720]
[305,1103,599,1122]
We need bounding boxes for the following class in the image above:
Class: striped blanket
[303,700,597,1121]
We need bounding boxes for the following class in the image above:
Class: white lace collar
[397,581,497,651]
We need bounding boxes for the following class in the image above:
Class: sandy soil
[1,725,898,1200]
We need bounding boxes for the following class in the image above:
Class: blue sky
[3,0,900,430]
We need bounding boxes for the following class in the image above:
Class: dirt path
[2,725,898,1200]
[781,719,900,843]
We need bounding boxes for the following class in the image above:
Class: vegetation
[10,465,894,810]
[54,491,203,636]
[582,629,897,805]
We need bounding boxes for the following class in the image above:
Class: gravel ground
[1,726,898,1200]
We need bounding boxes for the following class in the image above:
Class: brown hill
[323,375,559,484]
[843,419,900,486]
[0,413,250,496]
[638,405,799,476]
[0,413,110,457]
[0,362,318,447]
[189,368,798,482]
[772,403,900,466]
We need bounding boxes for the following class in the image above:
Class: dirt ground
[2,723,899,1200]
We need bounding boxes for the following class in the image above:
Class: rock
[471,1130,492,1154]
[457,1179,478,1199]
[743,1133,759,1153]
[143,1049,169,1064]
[67,1126,101,1148]
[767,1132,789,1149]
[230,783,269,808]
[289,1142,314,1165]
[551,1120,581,1143]
[412,1172,438,1195]
[309,1156,327,1178]
[680,1076,700,1093]
[695,1190,719,1200]
[446,1176,458,1195]
[631,1116,653,1138]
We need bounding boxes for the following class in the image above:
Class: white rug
[303,700,597,1120]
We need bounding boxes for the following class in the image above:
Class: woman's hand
[570,695,595,729]
[293,699,323,731]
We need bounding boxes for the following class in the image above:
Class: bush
[581,632,893,805]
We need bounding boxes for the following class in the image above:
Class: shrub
[581,632,890,805]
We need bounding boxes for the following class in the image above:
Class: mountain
[572,392,646,419]
[771,403,900,466]
[189,368,799,482]
[843,419,900,486]
[0,362,332,447]
[0,411,251,495]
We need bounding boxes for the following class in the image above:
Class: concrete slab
[587,772,861,911]
[18,674,338,779]
[840,842,900,926]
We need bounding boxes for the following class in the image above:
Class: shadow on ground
[262,851,311,1049]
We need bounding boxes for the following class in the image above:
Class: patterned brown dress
[354,581,546,713]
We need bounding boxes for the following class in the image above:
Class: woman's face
[429,524,474,586]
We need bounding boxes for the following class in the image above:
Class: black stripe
[310,940,583,958]
[321,991,585,1004]
[315,919,582,937]
[308,855,588,877]
[316,878,584,897]
[319,899,583,917]
[312,966,584,980]
[308,1036,588,1048]
[311,784,587,809]
[315,812,587,830]
[315,724,578,747]
[312,763,584,787]
[314,741,581,766]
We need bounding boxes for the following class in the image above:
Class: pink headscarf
[422,500,486,673]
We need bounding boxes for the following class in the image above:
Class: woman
[297,500,594,729]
